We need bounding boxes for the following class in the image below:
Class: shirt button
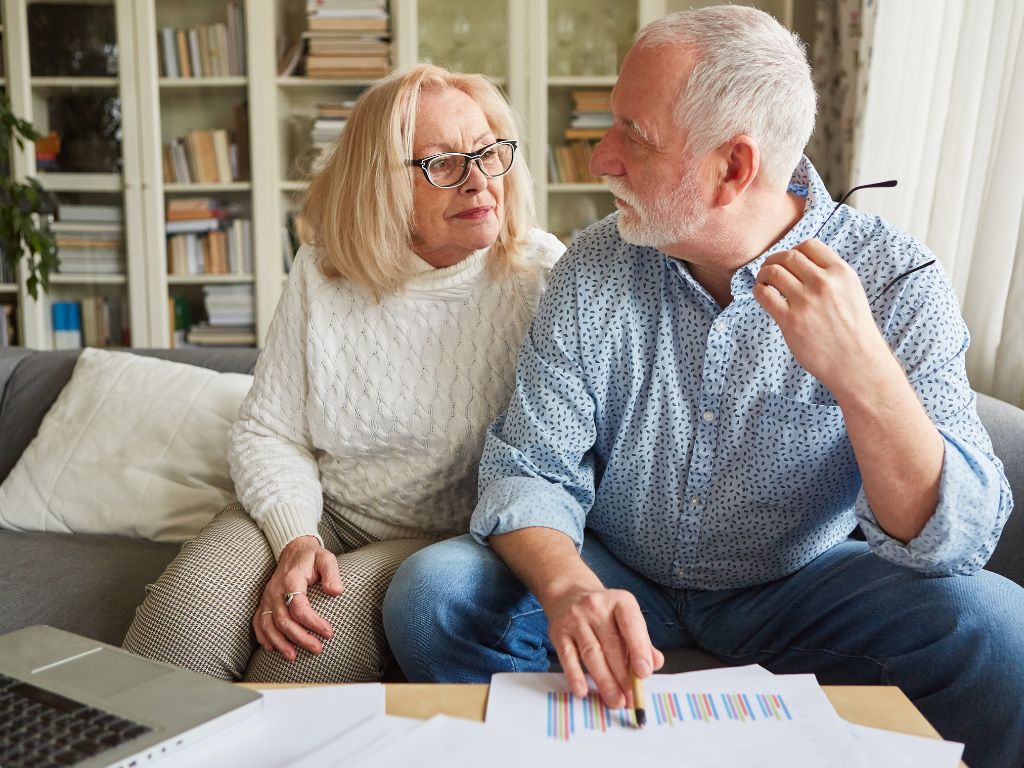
[677,568,687,578]
[715,320,727,333]
[702,409,715,422]
[689,495,700,506]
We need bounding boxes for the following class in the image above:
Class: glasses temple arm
[812,179,898,240]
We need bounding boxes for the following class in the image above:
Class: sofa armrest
[977,393,1024,587]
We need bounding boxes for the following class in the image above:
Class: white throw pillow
[0,348,253,541]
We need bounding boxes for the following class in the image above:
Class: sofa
[2,346,1024,678]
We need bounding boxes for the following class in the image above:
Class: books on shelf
[168,295,191,348]
[162,103,249,184]
[166,198,253,277]
[0,305,15,347]
[184,284,256,346]
[547,90,613,184]
[548,141,606,184]
[159,4,247,78]
[53,205,126,276]
[302,0,391,79]
[310,101,354,174]
[52,297,127,349]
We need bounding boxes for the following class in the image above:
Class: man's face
[590,44,710,248]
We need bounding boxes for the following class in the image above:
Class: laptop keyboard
[0,672,152,768]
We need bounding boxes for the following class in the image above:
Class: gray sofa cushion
[977,393,1024,586]
[0,347,260,486]
[0,529,181,646]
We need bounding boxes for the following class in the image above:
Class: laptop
[0,625,262,768]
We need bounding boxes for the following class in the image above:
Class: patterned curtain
[804,0,877,199]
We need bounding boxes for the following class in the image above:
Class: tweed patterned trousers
[122,502,432,683]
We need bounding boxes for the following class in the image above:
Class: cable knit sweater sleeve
[228,246,324,559]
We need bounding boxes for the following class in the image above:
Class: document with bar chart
[486,668,869,768]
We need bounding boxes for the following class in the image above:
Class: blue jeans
[383,533,1024,768]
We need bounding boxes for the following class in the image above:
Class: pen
[631,669,646,728]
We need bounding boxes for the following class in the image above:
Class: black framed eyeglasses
[811,178,936,305]
[406,140,517,188]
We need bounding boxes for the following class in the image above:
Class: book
[188,28,203,79]
[190,130,220,183]
[58,205,123,223]
[308,18,388,31]
[234,103,250,181]
[176,29,192,78]
[52,302,82,350]
[212,130,233,183]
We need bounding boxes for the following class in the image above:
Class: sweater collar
[405,247,489,295]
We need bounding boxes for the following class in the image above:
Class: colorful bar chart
[547,690,792,740]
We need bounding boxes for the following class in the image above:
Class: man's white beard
[608,168,707,248]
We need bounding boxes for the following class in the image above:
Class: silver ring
[284,591,304,607]
[260,610,273,616]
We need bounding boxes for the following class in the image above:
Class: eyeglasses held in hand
[810,178,935,306]
[407,140,517,189]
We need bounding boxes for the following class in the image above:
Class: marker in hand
[631,669,646,728]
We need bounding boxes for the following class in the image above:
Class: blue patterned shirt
[471,157,1013,589]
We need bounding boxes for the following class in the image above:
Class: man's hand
[547,586,665,708]
[752,238,894,399]
[254,535,345,661]
[489,527,663,709]
[753,237,944,543]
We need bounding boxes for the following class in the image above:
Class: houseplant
[0,91,57,299]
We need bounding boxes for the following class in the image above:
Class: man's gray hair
[635,6,816,187]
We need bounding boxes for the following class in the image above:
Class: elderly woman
[122,64,564,683]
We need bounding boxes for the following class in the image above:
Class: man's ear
[714,136,760,207]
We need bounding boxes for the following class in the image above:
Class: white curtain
[848,0,1024,405]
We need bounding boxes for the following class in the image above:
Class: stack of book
[163,119,248,185]
[548,90,613,184]
[159,5,247,78]
[187,284,256,346]
[567,90,614,136]
[310,101,354,174]
[303,0,391,79]
[51,297,127,349]
[166,198,253,277]
[52,205,126,276]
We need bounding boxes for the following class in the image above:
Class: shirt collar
[729,156,834,296]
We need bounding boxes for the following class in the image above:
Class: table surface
[243,682,968,768]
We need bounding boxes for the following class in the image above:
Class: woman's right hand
[253,535,345,660]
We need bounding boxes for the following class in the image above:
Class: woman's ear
[714,136,760,207]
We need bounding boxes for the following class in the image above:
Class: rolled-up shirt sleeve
[856,262,1013,575]
[471,252,598,552]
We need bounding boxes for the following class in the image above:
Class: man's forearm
[835,348,944,543]
[489,527,603,609]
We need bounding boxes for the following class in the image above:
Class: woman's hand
[253,535,345,660]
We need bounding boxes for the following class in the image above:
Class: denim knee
[382,534,549,682]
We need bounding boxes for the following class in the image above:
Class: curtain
[805,0,877,198]
[846,0,1024,405]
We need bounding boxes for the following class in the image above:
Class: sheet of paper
[287,714,424,768]
[486,670,869,768]
[846,722,964,768]
[342,714,677,768]
[157,684,385,768]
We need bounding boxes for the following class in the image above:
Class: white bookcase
[3,0,797,350]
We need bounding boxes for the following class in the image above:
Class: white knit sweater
[227,229,565,558]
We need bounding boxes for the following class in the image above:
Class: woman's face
[410,88,505,268]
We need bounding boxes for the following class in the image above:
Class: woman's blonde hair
[301,64,535,298]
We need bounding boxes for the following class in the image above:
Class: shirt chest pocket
[735,390,860,515]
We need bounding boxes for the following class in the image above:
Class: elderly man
[383,7,1024,767]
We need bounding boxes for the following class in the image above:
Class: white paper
[486,670,870,768]
[343,714,677,768]
[287,714,424,768]
[156,684,385,768]
[846,722,964,768]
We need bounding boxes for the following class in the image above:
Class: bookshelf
[2,0,801,350]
